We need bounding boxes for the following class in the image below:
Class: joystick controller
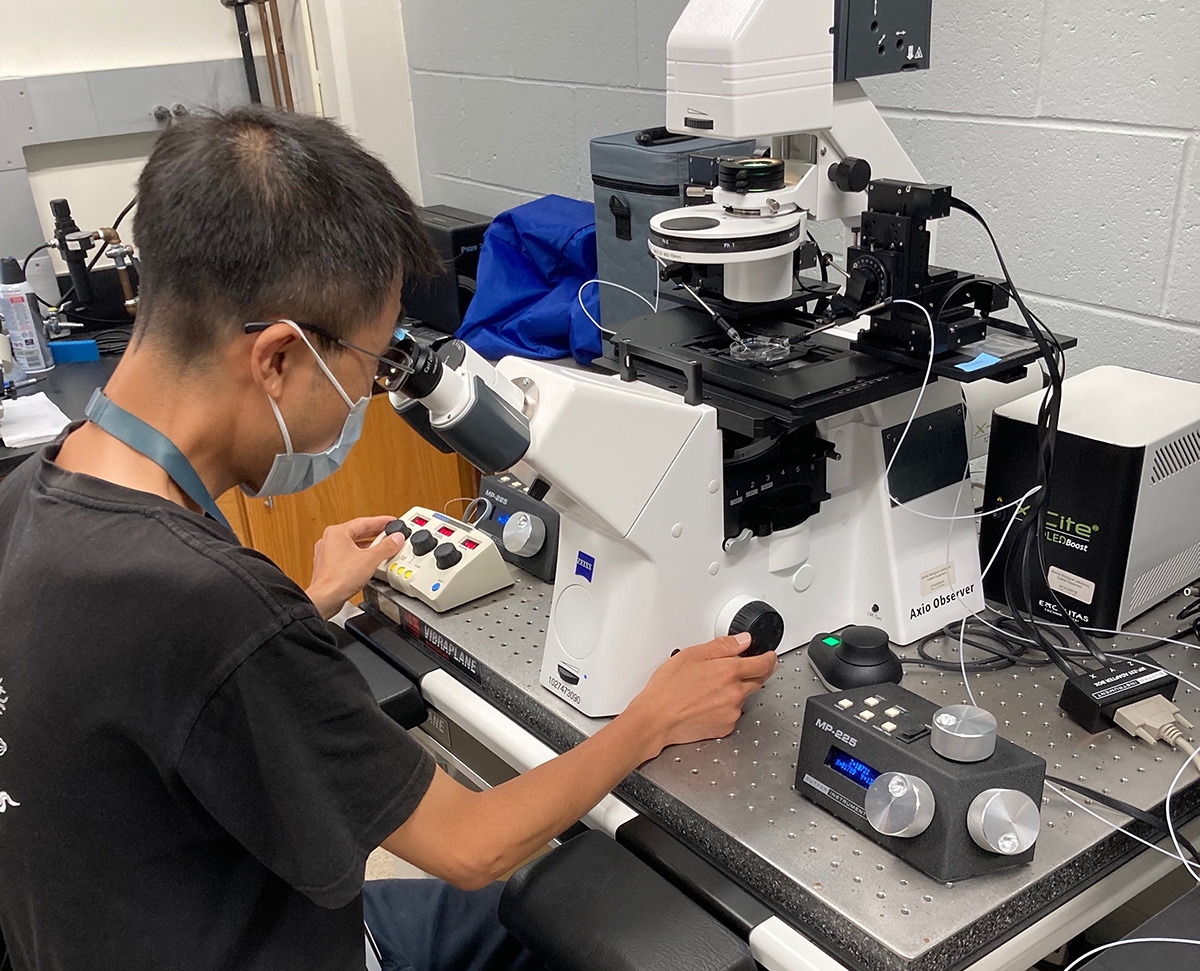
[807,626,903,690]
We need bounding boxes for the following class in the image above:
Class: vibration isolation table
[356,576,1200,971]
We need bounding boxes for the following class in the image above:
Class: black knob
[729,601,785,656]
[828,157,872,194]
[384,519,411,539]
[409,529,437,556]
[838,625,892,661]
[434,542,463,570]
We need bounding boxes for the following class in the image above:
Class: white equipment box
[374,507,513,612]
[981,366,1200,630]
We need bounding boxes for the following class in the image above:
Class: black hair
[131,106,441,357]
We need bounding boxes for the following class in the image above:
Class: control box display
[795,685,1045,882]
[373,506,513,612]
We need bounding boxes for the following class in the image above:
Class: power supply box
[979,366,1200,631]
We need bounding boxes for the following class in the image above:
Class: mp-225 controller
[795,684,1045,881]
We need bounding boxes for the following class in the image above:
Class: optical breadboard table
[362,579,1200,971]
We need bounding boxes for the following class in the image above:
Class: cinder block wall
[401,0,1199,378]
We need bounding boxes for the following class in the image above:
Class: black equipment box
[834,0,932,82]
[402,205,491,334]
[475,473,559,583]
[795,684,1045,882]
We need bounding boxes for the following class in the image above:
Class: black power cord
[21,242,51,276]
[948,197,1110,677]
[1047,774,1200,868]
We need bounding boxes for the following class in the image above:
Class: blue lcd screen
[824,745,880,789]
[496,512,511,526]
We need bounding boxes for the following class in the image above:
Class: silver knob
[865,772,936,838]
[502,511,546,557]
[967,788,1040,855]
[931,704,997,763]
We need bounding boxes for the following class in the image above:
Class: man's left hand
[306,516,404,620]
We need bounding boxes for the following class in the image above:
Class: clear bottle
[0,257,54,374]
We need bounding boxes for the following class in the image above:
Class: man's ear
[247,322,302,398]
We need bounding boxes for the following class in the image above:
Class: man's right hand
[625,633,778,762]
[383,632,778,890]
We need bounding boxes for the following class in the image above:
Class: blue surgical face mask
[242,321,370,498]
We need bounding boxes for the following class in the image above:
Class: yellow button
[404,570,414,580]
[884,707,902,719]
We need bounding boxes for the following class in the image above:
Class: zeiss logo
[575,551,595,582]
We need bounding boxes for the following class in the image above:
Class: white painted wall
[0,2,263,77]
[6,0,319,278]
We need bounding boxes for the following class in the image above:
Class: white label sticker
[920,562,957,596]
[1047,566,1096,605]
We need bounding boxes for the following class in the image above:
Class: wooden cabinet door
[219,394,478,590]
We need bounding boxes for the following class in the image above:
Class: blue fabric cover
[455,195,602,364]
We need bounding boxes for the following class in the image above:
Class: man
[0,108,777,971]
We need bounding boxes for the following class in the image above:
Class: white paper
[1,392,71,448]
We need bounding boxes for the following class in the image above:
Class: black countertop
[0,358,120,476]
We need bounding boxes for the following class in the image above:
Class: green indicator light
[822,636,841,647]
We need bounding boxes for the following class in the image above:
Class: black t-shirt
[0,435,435,970]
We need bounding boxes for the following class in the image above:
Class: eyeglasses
[243,320,415,385]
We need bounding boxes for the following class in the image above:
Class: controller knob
[865,772,936,838]
[409,529,437,556]
[503,511,546,557]
[931,705,998,763]
[967,789,1040,855]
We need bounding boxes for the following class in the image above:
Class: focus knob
[828,157,871,193]
[434,542,462,570]
[717,597,784,656]
[931,705,997,763]
[409,529,437,556]
[502,511,546,558]
[865,772,936,838]
[967,789,1040,856]
[384,519,411,539]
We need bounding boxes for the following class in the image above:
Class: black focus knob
[384,519,411,539]
[434,542,463,570]
[409,529,437,556]
[828,157,872,194]
[729,601,785,656]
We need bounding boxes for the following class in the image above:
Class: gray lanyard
[84,389,232,531]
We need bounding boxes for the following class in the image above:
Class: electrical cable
[577,273,661,336]
[1061,938,1200,971]
[949,196,1109,674]
[21,242,51,276]
[1046,770,1200,867]
[1046,781,1197,868]
[1165,744,1200,881]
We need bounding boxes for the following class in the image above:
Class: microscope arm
[392,345,706,542]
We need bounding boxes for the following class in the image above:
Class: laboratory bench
[352,575,1200,971]
[0,358,119,477]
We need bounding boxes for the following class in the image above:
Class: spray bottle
[0,257,54,374]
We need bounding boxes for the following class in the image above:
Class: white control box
[373,506,514,612]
